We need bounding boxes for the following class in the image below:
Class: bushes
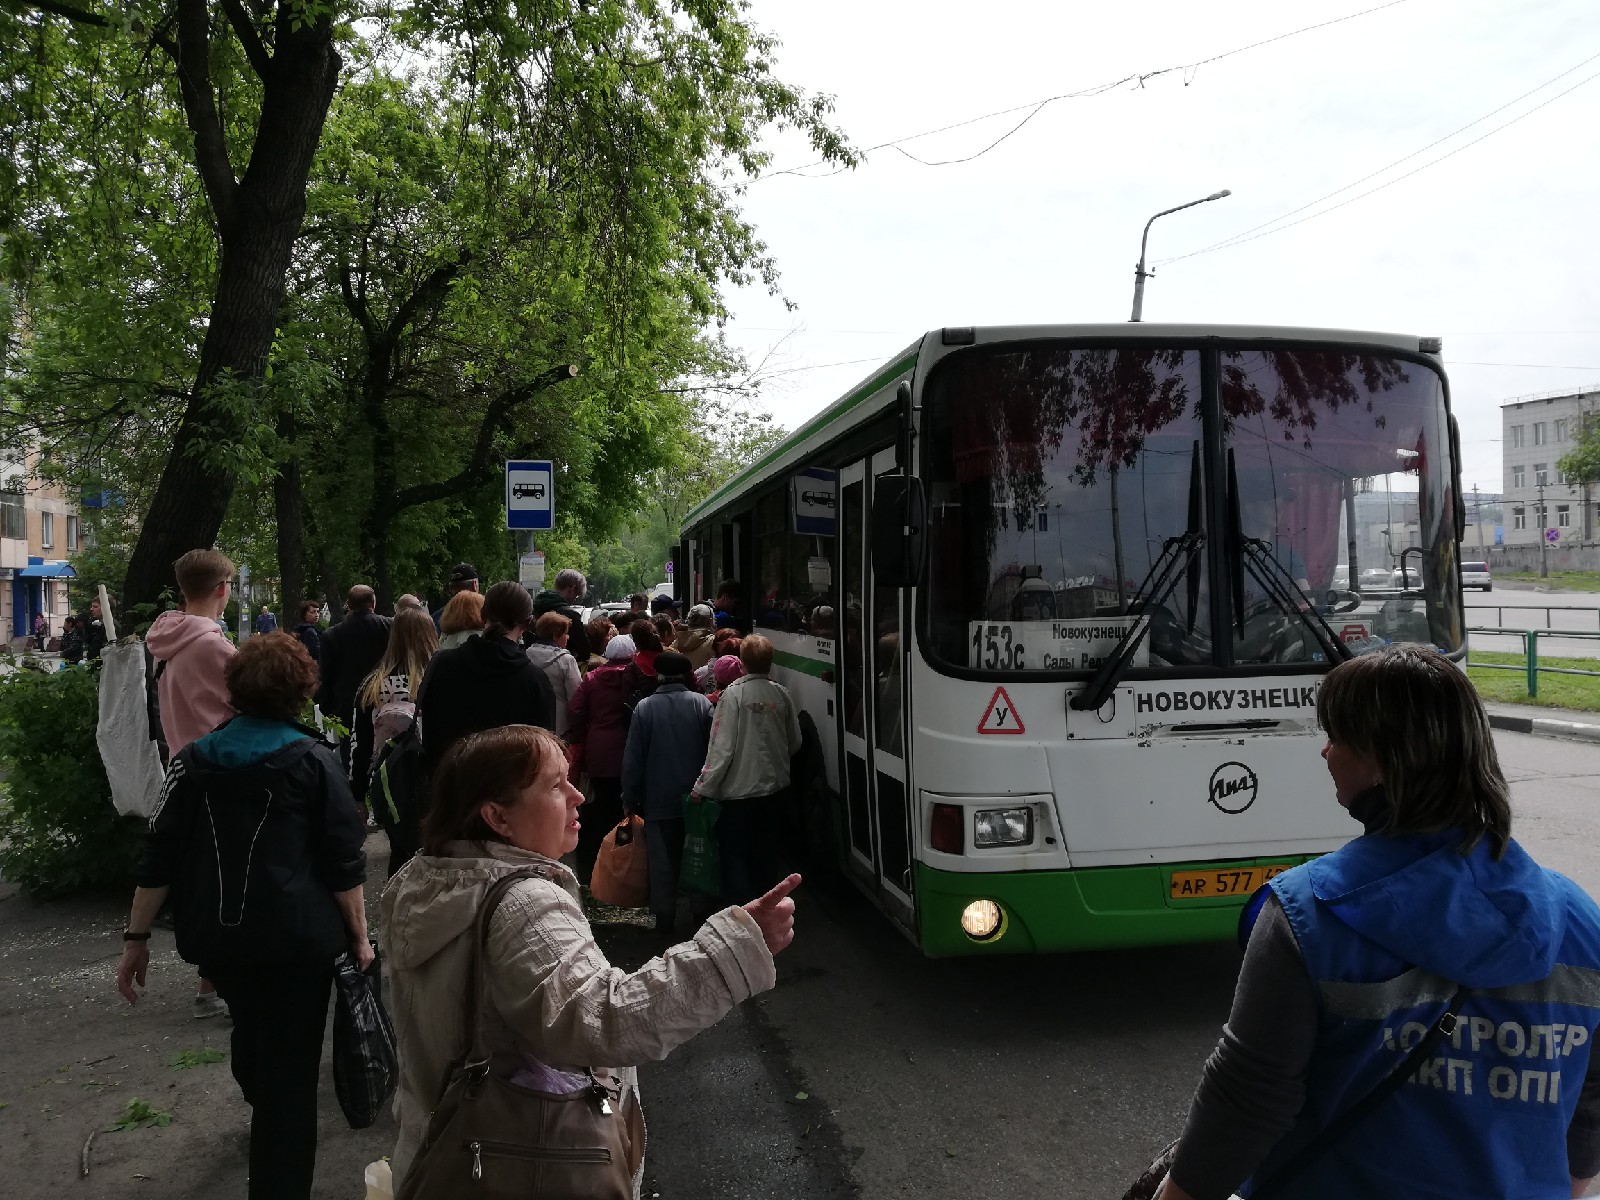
[0,662,144,895]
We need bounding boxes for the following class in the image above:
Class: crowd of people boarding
[111,552,805,1198]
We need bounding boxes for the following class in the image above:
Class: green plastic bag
[681,796,722,896]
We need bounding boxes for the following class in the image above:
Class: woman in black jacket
[115,633,369,1200]
[416,580,555,774]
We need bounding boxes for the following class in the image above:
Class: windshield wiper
[1225,450,1352,664]
[1070,443,1204,713]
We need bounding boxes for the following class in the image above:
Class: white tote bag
[95,640,165,819]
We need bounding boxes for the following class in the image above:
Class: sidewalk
[1484,700,1600,744]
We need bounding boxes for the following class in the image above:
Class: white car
[1460,561,1493,591]
[1391,567,1421,589]
[1358,568,1392,589]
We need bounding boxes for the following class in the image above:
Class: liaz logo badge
[1208,762,1258,814]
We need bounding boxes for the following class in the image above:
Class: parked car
[1358,567,1392,589]
[1461,561,1493,591]
[1331,567,1350,590]
[1391,566,1421,589]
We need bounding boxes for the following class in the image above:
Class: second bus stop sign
[506,460,554,530]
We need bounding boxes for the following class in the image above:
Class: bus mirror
[871,476,927,588]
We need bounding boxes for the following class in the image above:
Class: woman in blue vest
[1159,644,1600,1200]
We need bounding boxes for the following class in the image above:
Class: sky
[717,0,1600,495]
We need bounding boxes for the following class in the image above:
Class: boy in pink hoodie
[144,548,238,1021]
[146,549,237,755]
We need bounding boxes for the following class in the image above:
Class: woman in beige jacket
[380,724,798,1193]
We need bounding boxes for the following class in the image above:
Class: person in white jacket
[525,612,583,736]
[690,635,802,903]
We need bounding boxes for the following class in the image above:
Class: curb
[1488,713,1600,745]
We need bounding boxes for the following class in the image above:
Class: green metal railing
[1466,627,1600,698]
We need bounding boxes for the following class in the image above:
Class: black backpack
[371,723,425,834]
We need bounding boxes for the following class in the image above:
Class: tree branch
[218,0,271,79]
[384,251,474,344]
[390,364,578,512]
[167,0,238,230]
[26,0,111,27]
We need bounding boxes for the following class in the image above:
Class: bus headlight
[961,899,1004,941]
[973,807,1033,848]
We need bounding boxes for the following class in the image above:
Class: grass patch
[1497,571,1600,592]
[1468,649,1600,711]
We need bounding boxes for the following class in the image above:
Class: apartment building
[1501,386,1599,547]
[0,450,80,641]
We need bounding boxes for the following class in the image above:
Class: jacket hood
[147,609,230,661]
[676,628,712,651]
[526,640,574,666]
[187,718,321,776]
[1307,832,1563,988]
[381,841,578,970]
[459,632,537,675]
[191,716,312,769]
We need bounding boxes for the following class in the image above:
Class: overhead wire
[759,0,1412,179]
[1156,51,1600,265]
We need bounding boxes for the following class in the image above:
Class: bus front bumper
[914,856,1316,958]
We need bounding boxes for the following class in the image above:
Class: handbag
[590,816,650,908]
[680,796,722,895]
[396,869,643,1200]
[1122,984,1469,1200]
[331,941,398,1130]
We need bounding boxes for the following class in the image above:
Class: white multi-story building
[1501,386,1600,547]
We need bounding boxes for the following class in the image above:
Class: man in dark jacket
[317,586,392,783]
[532,567,591,665]
[429,562,479,631]
[80,597,111,660]
[416,583,555,775]
[621,652,712,932]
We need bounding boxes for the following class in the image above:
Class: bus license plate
[1168,865,1289,900]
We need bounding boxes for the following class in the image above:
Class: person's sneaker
[192,992,229,1020]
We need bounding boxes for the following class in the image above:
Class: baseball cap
[651,594,678,614]
[449,562,479,584]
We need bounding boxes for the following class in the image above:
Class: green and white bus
[678,324,1465,956]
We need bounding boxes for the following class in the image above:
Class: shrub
[0,661,144,895]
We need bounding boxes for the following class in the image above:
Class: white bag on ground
[96,640,165,819]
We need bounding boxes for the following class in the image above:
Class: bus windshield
[921,341,1462,676]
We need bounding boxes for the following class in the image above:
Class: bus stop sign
[506,460,554,530]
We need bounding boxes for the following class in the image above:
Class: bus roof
[682,323,1440,528]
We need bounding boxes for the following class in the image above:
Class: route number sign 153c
[967,618,1147,671]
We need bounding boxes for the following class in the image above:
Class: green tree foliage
[586,400,786,602]
[0,663,142,895]
[1560,415,1600,486]
[2,1,853,609]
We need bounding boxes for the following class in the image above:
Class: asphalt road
[629,729,1600,1200]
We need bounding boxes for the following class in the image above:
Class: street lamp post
[1129,190,1232,322]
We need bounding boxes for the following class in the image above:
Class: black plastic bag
[331,942,398,1129]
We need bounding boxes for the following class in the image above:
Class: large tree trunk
[273,410,306,615]
[122,18,341,610]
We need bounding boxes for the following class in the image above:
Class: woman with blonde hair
[352,607,438,870]
[437,589,486,651]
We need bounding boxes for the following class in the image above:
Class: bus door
[837,450,915,930]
